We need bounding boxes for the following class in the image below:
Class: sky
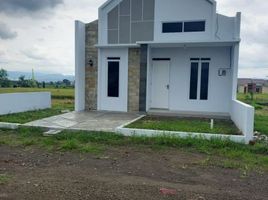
[0,0,267,78]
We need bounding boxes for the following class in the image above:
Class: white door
[151,60,170,109]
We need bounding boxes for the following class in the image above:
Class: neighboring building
[264,86,268,94]
[75,0,255,142]
[238,78,268,94]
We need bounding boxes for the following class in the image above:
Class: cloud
[21,48,46,61]
[0,22,17,39]
[0,0,63,15]
[0,50,5,56]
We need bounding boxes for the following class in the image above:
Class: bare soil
[0,145,267,200]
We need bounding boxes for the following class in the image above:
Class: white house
[75,0,255,142]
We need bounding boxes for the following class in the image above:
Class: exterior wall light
[89,59,93,67]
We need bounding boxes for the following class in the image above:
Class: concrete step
[43,129,62,137]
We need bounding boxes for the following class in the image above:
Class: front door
[151,60,170,109]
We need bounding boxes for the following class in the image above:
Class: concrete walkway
[25,111,142,132]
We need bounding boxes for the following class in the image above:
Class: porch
[25,111,142,132]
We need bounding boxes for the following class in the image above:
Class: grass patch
[0,174,12,184]
[80,144,104,154]
[126,116,241,135]
[60,139,80,151]
[255,115,268,135]
[0,127,267,172]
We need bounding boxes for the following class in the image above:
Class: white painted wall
[216,14,237,41]
[0,92,51,115]
[230,100,254,143]
[154,0,216,42]
[75,20,86,112]
[231,43,240,100]
[149,46,233,115]
[98,48,128,112]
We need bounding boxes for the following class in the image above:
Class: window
[189,58,210,100]
[200,62,209,100]
[107,61,119,97]
[189,62,199,100]
[184,21,205,32]
[162,22,183,33]
[162,21,205,33]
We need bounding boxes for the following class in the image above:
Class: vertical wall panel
[120,0,130,15]
[143,0,155,20]
[119,16,131,43]
[108,6,119,29]
[131,0,142,21]
[108,30,119,44]
[131,21,154,43]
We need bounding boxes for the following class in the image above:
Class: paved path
[25,111,142,132]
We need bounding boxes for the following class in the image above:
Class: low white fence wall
[0,92,51,115]
[230,100,255,143]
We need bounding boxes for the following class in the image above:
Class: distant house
[238,78,268,94]
[74,0,255,142]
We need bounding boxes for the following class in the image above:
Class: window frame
[189,62,199,100]
[107,59,120,98]
[189,58,210,101]
[200,62,210,100]
[184,20,206,32]
[162,20,206,33]
[162,22,183,33]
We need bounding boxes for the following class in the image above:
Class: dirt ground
[0,145,267,200]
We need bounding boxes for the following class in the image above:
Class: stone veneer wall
[128,48,141,112]
[85,20,98,110]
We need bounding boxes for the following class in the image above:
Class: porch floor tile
[25,111,142,132]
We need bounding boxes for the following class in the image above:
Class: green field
[0,87,74,99]
[0,88,74,123]
[238,93,268,136]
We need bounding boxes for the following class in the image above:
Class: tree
[0,68,8,79]
[0,68,10,87]
[18,75,27,87]
[63,79,71,87]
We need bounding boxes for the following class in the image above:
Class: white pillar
[231,43,240,100]
[75,21,86,112]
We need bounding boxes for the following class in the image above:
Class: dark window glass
[184,21,205,32]
[107,61,119,97]
[201,58,211,61]
[189,62,199,100]
[190,58,200,61]
[162,22,183,33]
[200,62,209,100]
[107,57,120,60]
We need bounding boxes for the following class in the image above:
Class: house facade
[75,0,243,117]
